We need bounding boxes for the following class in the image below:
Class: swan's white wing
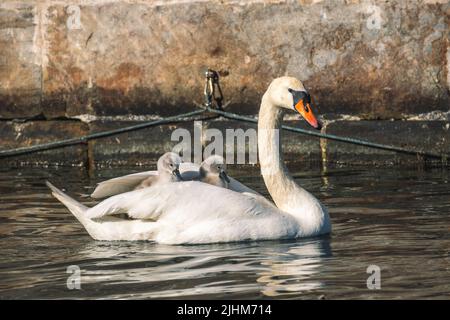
[91,171,157,198]
[87,181,262,220]
[86,181,298,244]
[228,177,260,195]
[87,184,172,221]
[91,162,260,198]
[90,162,201,199]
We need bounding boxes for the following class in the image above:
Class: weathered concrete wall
[0,120,88,165]
[0,0,449,166]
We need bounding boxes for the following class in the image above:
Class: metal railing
[0,69,447,162]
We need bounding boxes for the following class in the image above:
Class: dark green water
[0,165,449,299]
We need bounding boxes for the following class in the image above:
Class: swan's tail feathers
[46,181,98,238]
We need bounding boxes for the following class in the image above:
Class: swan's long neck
[258,93,330,235]
[258,93,291,207]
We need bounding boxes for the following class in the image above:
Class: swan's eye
[304,93,311,104]
[289,89,309,101]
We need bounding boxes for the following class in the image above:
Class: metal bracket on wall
[204,69,223,110]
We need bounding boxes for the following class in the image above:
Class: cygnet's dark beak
[219,170,230,183]
[173,168,183,181]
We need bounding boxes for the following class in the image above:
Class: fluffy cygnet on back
[199,155,230,189]
[134,152,183,190]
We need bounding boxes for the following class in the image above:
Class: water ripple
[0,166,449,299]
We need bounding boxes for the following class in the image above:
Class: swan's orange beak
[289,88,322,130]
[294,99,321,130]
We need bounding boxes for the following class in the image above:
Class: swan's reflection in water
[257,239,331,297]
[73,238,331,299]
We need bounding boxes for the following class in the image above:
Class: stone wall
[0,0,449,166]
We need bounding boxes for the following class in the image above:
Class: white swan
[134,152,183,190]
[47,77,331,244]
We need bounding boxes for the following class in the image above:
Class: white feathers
[134,152,183,190]
[91,155,257,198]
[198,155,230,189]
[48,76,331,244]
